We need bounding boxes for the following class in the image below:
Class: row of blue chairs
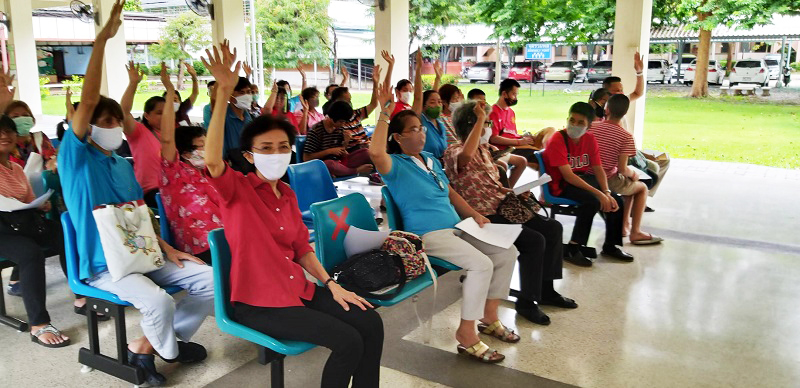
[295,135,357,182]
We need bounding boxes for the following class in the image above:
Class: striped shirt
[0,161,34,203]
[305,121,345,160]
[589,120,637,177]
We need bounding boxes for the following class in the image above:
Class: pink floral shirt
[159,156,224,255]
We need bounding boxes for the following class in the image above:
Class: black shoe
[160,341,207,364]
[128,350,167,387]
[564,245,592,267]
[540,294,578,309]
[601,246,634,262]
[6,282,21,297]
[516,303,550,326]
[645,206,655,213]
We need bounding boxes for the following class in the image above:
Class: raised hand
[98,0,125,41]
[160,62,174,91]
[243,62,252,78]
[415,50,423,70]
[65,86,73,101]
[0,67,16,104]
[270,80,278,93]
[341,65,350,83]
[297,64,307,80]
[184,61,197,78]
[381,50,395,67]
[434,59,443,78]
[201,39,241,96]
[473,100,486,119]
[372,64,382,84]
[633,51,644,73]
[126,60,144,84]
[299,93,309,112]
[377,81,394,114]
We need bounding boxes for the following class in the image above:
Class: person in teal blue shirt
[419,90,448,159]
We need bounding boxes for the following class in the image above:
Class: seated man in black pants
[542,102,633,266]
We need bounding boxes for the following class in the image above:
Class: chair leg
[78,298,145,385]
[271,356,286,388]
[0,277,28,332]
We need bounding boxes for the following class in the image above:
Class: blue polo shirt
[59,128,144,280]
[202,103,212,129]
[223,105,253,157]
[381,152,461,236]
[421,114,448,159]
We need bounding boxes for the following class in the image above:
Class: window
[736,61,761,68]
[464,47,476,56]
[648,61,662,69]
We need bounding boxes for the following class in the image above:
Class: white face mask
[90,125,124,151]
[566,124,588,139]
[234,94,253,110]
[449,101,464,113]
[185,149,206,169]
[173,102,181,112]
[400,91,413,104]
[250,152,292,181]
[480,125,492,144]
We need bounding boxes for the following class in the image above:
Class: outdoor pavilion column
[611,0,653,147]
[374,0,409,85]
[210,0,246,75]
[3,0,41,114]
[94,0,129,101]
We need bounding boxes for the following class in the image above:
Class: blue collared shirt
[421,114,448,159]
[59,127,144,280]
[381,151,461,236]
[223,105,253,156]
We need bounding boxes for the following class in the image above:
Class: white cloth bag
[92,200,165,281]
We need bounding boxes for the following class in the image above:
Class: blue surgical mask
[12,116,35,136]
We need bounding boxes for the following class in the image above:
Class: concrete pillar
[611,0,653,146]
[4,0,41,114]
[374,0,409,85]
[210,0,246,75]
[94,0,129,101]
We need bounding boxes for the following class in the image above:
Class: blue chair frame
[154,193,174,246]
[379,187,462,272]
[310,193,435,306]
[294,135,306,163]
[207,229,315,388]
[61,212,182,385]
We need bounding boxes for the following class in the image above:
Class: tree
[254,0,331,69]
[150,12,210,90]
[123,0,143,12]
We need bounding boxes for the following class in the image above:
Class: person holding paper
[59,4,214,385]
[443,100,576,326]
[0,115,70,348]
[370,80,519,364]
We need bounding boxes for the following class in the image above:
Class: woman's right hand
[160,62,174,90]
[377,81,395,115]
[329,282,372,311]
[202,40,240,97]
[126,60,144,85]
[97,0,124,41]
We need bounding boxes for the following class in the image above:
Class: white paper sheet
[343,226,391,257]
[0,190,54,212]
[513,173,552,195]
[455,218,522,249]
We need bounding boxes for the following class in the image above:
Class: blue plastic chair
[310,193,436,306]
[379,187,462,272]
[61,212,182,385]
[207,229,315,388]
[287,160,338,228]
[154,193,174,246]
[294,135,306,163]
[0,259,26,332]
[533,151,580,217]
[50,138,61,150]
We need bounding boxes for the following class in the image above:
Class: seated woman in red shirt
[203,42,383,388]
[158,68,223,265]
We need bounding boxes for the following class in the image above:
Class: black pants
[195,249,212,265]
[234,286,383,388]
[488,214,563,304]
[512,148,537,163]
[143,189,160,209]
[558,174,624,249]
[0,218,65,326]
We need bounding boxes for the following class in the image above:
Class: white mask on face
[566,124,588,139]
[480,125,492,144]
[185,149,206,169]
[449,101,464,113]
[173,102,181,112]
[400,91,413,104]
[90,125,124,151]
[234,94,253,110]
[250,152,292,181]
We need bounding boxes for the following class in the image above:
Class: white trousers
[87,261,215,359]
[422,229,518,321]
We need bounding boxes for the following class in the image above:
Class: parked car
[683,59,724,85]
[466,62,509,83]
[508,61,545,82]
[587,60,613,83]
[546,60,582,82]
[764,59,780,80]
[646,60,671,84]
[673,56,696,79]
[729,59,769,86]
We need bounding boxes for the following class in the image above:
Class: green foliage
[254,0,331,68]
[192,60,207,76]
[650,43,677,54]
[136,74,150,93]
[410,1,478,50]
[421,74,458,90]
[62,75,83,94]
[791,62,800,72]
[123,0,143,12]
[148,65,163,76]
[39,77,50,98]
[150,12,210,62]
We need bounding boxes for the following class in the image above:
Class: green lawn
[42,84,800,169]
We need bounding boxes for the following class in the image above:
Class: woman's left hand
[474,214,491,228]
[39,201,52,213]
[329,283,373,311]
[165,247,206,268]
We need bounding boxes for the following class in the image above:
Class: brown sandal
[456,341,505,363]
[477,320,521,343]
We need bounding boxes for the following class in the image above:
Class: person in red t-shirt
[488,79,555,166]
[542,102,632,266]
[591,94,662,246]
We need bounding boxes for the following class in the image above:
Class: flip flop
[30,324,71,348]
[631,234,664,245]
[477,320,521,343]
[456,341,505,363]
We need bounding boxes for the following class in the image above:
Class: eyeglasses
[403,126,427,135]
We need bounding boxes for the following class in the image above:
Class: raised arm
[185,62,200,105]
[456,101,487,170]
[298,65,307,91]
[120,60,144,135]
[72,0,124,140]
[432,59,443,92]
[296,95,309,135]
[160,63,178,162]
[65,87,76,122]
[203,40,241,178]
[340,65,349,87]
[380,50,395,90]
[630,51,645,101]
[261,80,278,115]
[0,67,15,114]
[368,81,395,175]
[364,64,381,115]
[242,62,252,81]
[411,50,424,115]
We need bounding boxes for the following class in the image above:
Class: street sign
[525,43,552,61]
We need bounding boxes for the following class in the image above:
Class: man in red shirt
[542,102,632,266]
[590,94,662,245]
[489,79,555,165]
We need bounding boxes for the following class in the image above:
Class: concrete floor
[1,158,799,387]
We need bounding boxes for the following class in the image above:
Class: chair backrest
[380,186,404,231]
[310,193,379,272]
[534,151,557,201]
[295,135,306,163]
[207,228,236,326]
[41,170,62,220]
[154,193,174,246]
[287,159,338,213]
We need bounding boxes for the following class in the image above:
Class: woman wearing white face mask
[3,100,57,170]
[204,42,384,388]
[443,100,576,326]
[158,68,222,265]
